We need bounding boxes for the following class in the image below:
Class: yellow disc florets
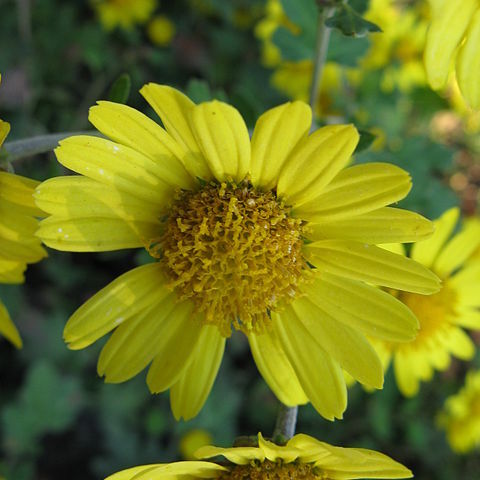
[220,460,325,480]
[153,181,307,336]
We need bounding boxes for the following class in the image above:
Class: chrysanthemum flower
[0,83,47,346]
[92,0,157,31]
[425,0,480,109]
[438,370,480,453]
[105,432,412,480]
[372,208,480,397]
[35,84,440,420]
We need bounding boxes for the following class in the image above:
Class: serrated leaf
[325,4,382,37]
[107,73,131,104]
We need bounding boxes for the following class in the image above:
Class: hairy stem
[309,6,335,112]
[273,404,298,442]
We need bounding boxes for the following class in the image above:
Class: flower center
[396,283,458,348]
[219,461,325,480]
[152,181,307,337]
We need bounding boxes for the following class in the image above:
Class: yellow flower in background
[147,15,176,47]
[362,0,429,92]
[180,429,213,460]
[438,370,480,453]
[255,0,299,67]
[35,84,440,421]
[106,432,412,480]
[0,78,47,347]
[92,0,157,31]
[372,208,480,397]
[425,0,480,109]
[271,60,360,118]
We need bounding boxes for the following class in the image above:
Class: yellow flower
[147,15,175,47]
[35,85,440,421]
[372,208,480,397]
[425,0,480,109]
[106,432,412,480]
[255,0,299,67]
[438,370,480,453]
[362,0,429,93]
[0,78,47,346]
[92,0,157,31]
[271,60,360,118]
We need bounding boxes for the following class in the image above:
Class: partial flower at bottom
[437,370,480,453]
[372,208,480,397]
[105,433,412,480]
[35,84,440,421]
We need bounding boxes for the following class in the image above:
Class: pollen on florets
[219,460,326,480]
[149,181,308,337]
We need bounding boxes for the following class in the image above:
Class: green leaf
[325,3,382,37]
[107,73,131,104]
[185,79,228,104]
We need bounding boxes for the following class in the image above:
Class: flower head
[372,208,480,397]
[35,84,440,420]
[438,370,480,453]
[147,15,175,47]
[105,432,412,480]
[0,75,47,346]
[425,0,480,109]
[92,0,157,31]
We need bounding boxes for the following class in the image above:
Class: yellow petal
[37,216,159,252]
[424,0,477,90]
[294,163,411,223]
[258,433,301,463]
[55,136,177,204]
[306,240,441,294]
[89,101,196,189]
[190,101,251,183]
[35,176,161,221]
[105,465,159,480]
[308,207,434,244]
[410,207,459,268]
[0,300,22,348]
[248,330,308,406]
[290,296,383,389]
[170,325,226,421]
[442,327,475,360]
[394,350,421,397]
[196,445,265,465]
[64,263,165,349]
[0,258,26,283]
[273,306,347,420]
[146,302,202,393]
[140,83,212,180]
[434,220,480,278]
[277,125,359,207]
[0,171,43,217]
[250,101,311,190]
[0,235,46,263]
[303,273,419,342]
[0,119,10,147]
[97,291,176,382]
[455,308,480,329]
[456,10,480,109]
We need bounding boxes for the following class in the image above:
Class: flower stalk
[272,403,298,443]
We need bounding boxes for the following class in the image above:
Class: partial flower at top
[438,369,480,453]
[362,0,429,93]
[92,0,157,31]
[35,84,440,421]
[0,75,47,347]
[425,0,480,109]
[372,208,480,397]
[105,432,413,480]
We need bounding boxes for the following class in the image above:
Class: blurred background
[1,0,480,479]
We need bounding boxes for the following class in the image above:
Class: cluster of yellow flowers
[2,0,480,477]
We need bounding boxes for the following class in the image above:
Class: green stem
[1,131,100,163]
[272,403,298,443]
[309,6,335,112]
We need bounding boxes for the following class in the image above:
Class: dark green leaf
[325,3,382,37]
[355,130,376,153]
[107,73,131,104]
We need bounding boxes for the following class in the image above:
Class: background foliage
[1,0,480,479]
